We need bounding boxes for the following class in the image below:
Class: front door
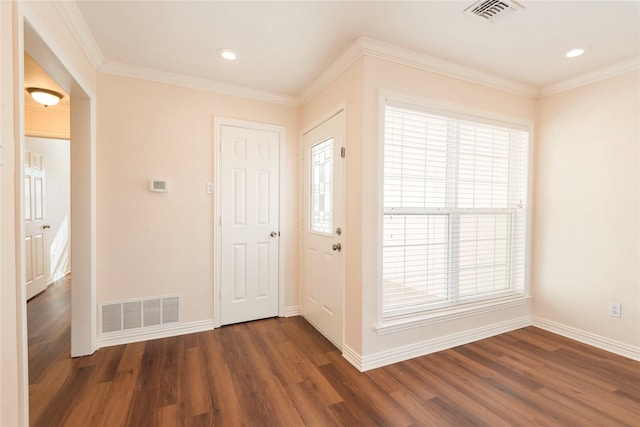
[25,150,49,299]
[301,111,345,349]
[220,124,280,325]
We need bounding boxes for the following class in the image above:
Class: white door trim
[213,117,286,328]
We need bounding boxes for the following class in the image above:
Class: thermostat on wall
[149,179,168,192]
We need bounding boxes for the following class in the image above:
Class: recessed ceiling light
[218,49,237,61]
[564,47,588,58]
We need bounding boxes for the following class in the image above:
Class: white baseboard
[97,319,215,348]
[342,344,363,371]
[531,316,640,361]
[284,305,300,317]
[357,316,531,371]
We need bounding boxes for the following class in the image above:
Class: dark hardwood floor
[29,276,640,426]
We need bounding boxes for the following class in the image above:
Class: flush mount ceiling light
[564,47,589,58]
[26,87,63,107]
[217,48,237,61]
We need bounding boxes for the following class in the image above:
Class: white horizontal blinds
[383,103,528,318]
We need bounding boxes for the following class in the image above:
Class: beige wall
[301,58,366,354]
[25,104,70,139]
[533,70,640,347]
[1,1,20,424]
[96,73,300,323]
[360,56,537,357]
[302,55,537,360]
[3,4,638,424]
[2,0,98,423]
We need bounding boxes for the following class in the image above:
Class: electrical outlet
[608,302,622,318]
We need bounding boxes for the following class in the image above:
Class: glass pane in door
[310,138,333,234]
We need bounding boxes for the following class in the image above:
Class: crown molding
[52,5,637,106]
[99,61,299,107]
[300,37,540,105]
[53,0,105,69]
[25,129,71,140]
[360,37,540,98]
[299,38,367,105]
[539,57,640,97]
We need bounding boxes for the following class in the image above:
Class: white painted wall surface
[533,70,640,350]
[25,137,71,284]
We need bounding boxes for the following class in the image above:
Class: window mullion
[445,121,460,303]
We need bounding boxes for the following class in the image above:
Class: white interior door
[220,124,280,325]
[25,150,50,299]
[301,111,345,349]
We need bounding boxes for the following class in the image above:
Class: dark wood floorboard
[29,276,640,426]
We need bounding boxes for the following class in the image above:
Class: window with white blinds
[383,102,529,320]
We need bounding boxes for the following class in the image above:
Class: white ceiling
[73,0,639,99]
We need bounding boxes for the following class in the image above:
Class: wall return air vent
[464,0,523,23]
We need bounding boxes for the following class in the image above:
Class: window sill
[375,294,531,336]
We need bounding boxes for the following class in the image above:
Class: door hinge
[341,147,345,158]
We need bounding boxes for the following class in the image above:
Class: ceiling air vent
[464,0,523,23]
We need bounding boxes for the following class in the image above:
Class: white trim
[301,37,539,105]
[361,316,530,371]
[539,57,640,97]
[40,4,640,105]
[213,117,287,328]
[299,39,366,105]
[360,37,539,98]
[284,305,300,317]
[376,295,531,335]
[342,344,363,371]
[100,60,299,107]
[97,319,214,348]
[377,92,534,331]
[22,3,96,99]
[532,316,640,362]
[381,90,534,129]
[52,0,104,69]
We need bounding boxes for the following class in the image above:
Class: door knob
[42,225,51,229]
[332,243,342,252]
[270,231,279,237]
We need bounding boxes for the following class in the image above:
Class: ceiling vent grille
[464,0,523,23]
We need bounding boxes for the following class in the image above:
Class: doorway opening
[19,17,97,423]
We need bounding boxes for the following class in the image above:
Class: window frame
[377,92,533,332]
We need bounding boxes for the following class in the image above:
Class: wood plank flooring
[29,276,640,426]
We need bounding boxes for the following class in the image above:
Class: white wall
[533,70,640,354]
[25,137,71,284]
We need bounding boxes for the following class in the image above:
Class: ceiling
[70,1,639,99]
